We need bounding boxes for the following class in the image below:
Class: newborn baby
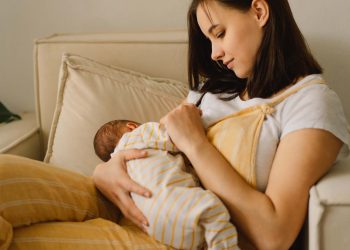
[94,120,239,250]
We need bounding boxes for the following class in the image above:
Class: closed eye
[216,31,225,39]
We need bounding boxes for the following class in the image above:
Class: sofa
[1,31,349,249]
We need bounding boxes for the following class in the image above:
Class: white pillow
[45,53,188,175]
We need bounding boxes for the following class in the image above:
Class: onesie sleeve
[141,122,179,152]
[280,84,350,160]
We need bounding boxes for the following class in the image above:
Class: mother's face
[196,0,269,79]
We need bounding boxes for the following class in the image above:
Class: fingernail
[144,192,151,198]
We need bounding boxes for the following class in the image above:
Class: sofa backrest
[34,31,188,154]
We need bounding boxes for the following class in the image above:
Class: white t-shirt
[187,74,350,191]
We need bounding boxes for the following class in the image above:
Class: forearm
[185,141,298,249]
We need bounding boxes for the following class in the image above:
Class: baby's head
[93,120,140,162]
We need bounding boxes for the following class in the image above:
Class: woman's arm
[160,103,343,250]
[187,128,341,249]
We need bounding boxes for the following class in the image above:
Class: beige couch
[1,31,349,249]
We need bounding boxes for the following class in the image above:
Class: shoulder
[282,82,341,117]
[280,79,345,127]
[276,76,349,158]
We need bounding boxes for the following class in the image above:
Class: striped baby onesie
[113,122,239,250]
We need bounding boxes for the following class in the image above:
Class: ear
[251,0,269,28]
[126,122,139,131]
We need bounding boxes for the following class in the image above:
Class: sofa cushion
[44,54,188,175]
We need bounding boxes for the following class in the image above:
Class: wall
[290,0,350,119]
[0,0,191,113]
[0,0,349,119]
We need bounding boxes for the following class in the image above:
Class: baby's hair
[93,120,131,162]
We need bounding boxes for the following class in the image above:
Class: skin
[93,149,151,230]
[93,0,343,248]
[125,121,140,131]
[198,0,267,79]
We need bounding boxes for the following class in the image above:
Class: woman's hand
[160,103,207,155]
[92,149,152,230]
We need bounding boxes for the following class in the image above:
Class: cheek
[224,34,254,77]
[234,29,263,77]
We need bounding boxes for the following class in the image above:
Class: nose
[211,42,224,61]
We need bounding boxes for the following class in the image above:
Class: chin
[233,67,251,79]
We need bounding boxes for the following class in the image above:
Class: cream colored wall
[290,0,350,120]
[0,0,349,119]
[0,0,191,113]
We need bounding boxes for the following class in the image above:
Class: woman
[94,0,349,249]
[0,0,348,249]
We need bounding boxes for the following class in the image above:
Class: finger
[181,99,188,104]
[191,104,202,116]
[159,114,169,127]
[181,102,200,112]
[111,191,148,229]
[187,103,202,114]
[114,170,151,197]
[114,200,147,233]
[121,149,148,161]
[159,122,166,130]
[117,168,151,197]
[159,116,164,126]
[103,189,123,211]
[111,190,147,228]
[119,192,149,227]
[183,102,195,107]
[126,178,152,198]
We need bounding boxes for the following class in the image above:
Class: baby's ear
[126,122,139,131]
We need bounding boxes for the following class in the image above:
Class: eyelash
[216,31,225,39]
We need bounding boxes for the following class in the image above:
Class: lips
[224,59,234,69]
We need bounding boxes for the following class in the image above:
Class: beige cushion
[34,31,188,154]
[44,54,188,175]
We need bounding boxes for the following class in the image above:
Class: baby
[94,120,239,250]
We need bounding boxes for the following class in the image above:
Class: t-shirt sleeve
[280,84,350,160]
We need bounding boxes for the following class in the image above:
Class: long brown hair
[187,0,322,100]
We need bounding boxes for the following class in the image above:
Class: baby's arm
[140,122,179,152]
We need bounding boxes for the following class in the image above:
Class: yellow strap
[207,77,326,129]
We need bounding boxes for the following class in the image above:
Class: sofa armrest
[0,112,42,160]
[308,157,350,250]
